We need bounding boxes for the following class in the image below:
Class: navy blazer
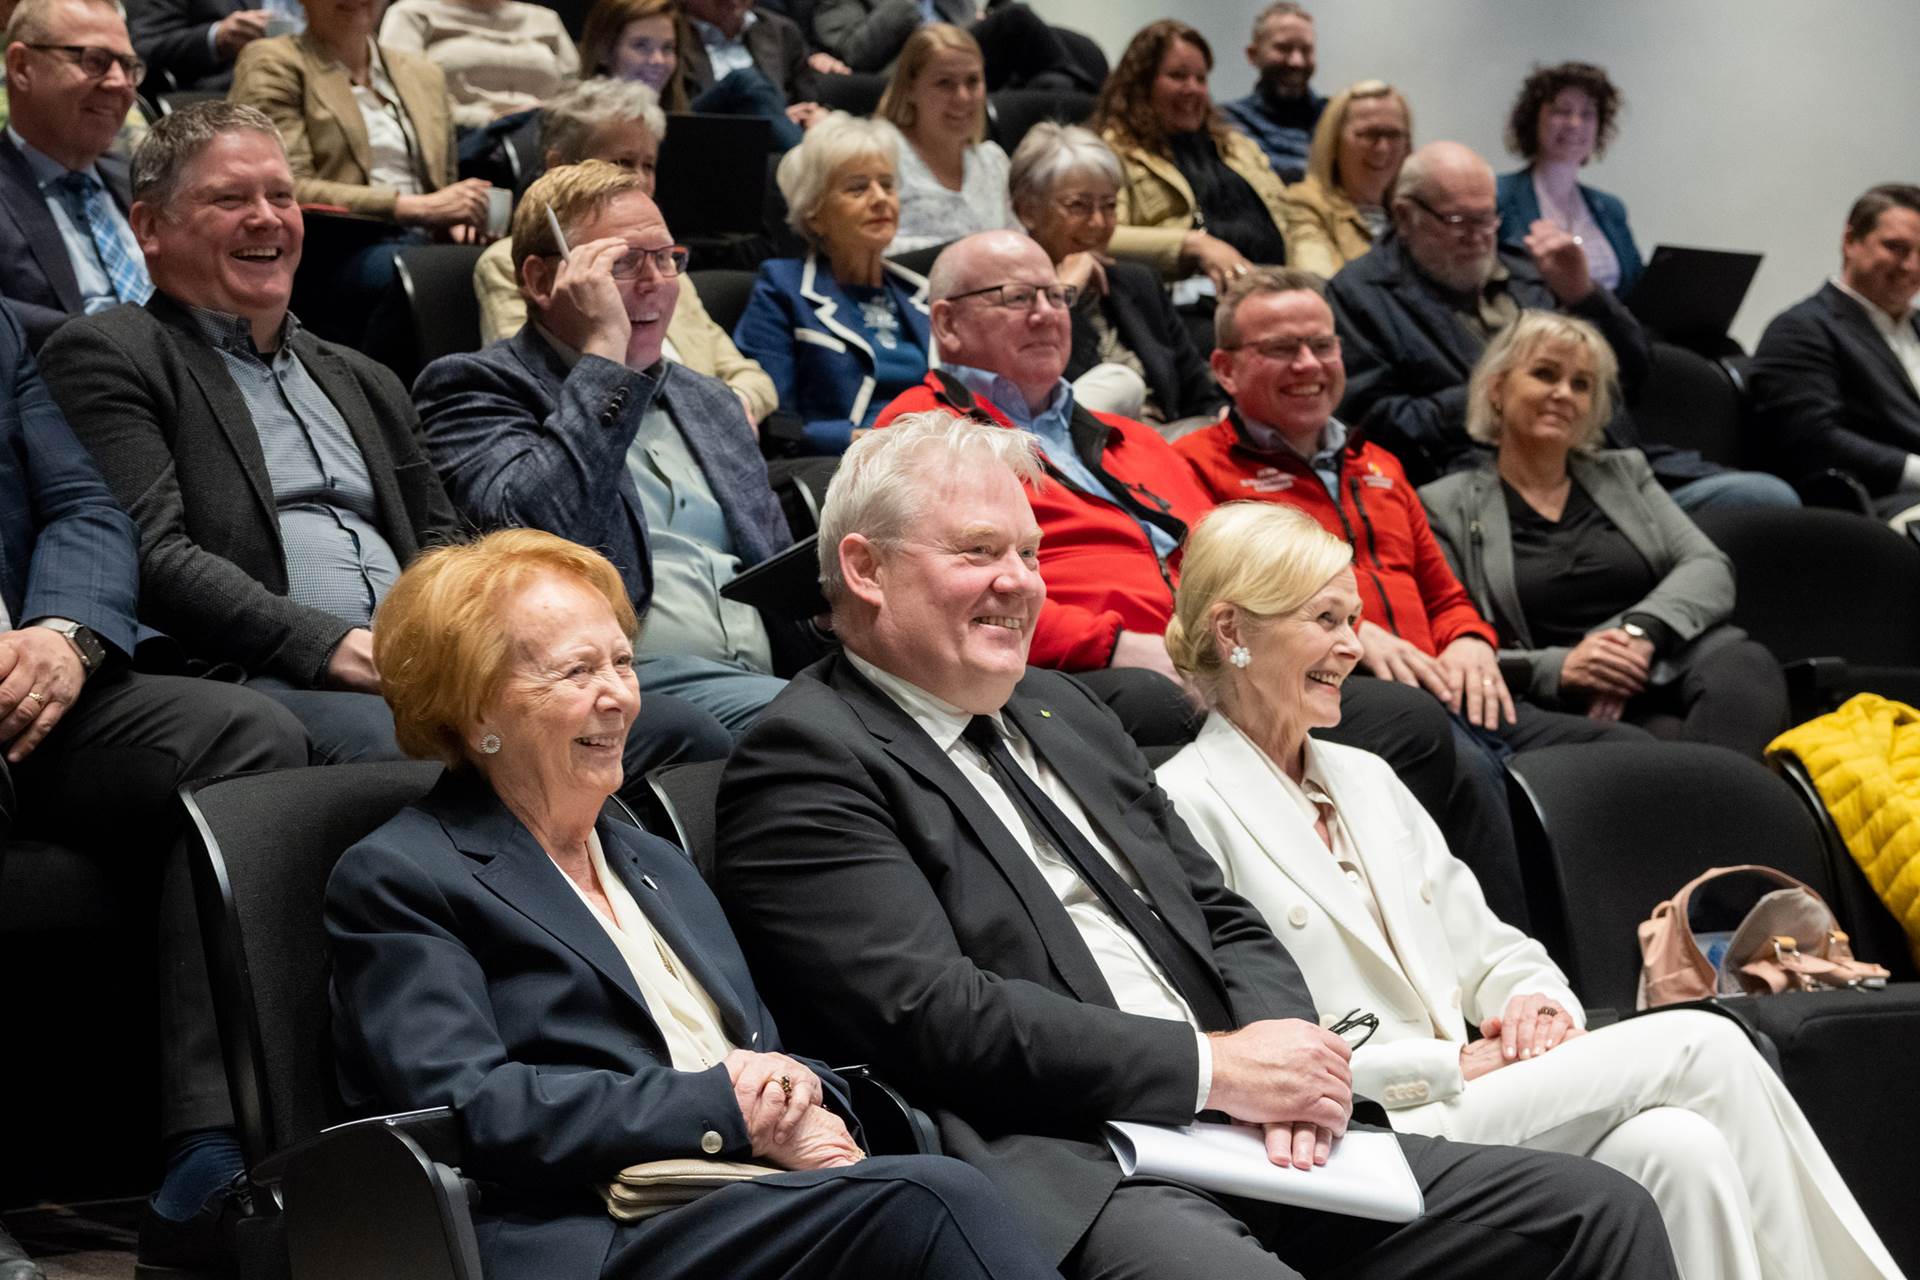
[326,769,850,1280]
[1066,259,1224,422]
[0,300,138,654]
[128,0,244,91]
[414,326,791,617]
[0,136,134,351]
[717,657,1320,1265]
[1327,232,1677,484]
[1750,282,1920,496]
[731,254,931,454]
[1495,167,1644,300]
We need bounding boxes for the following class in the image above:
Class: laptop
[1627,245,1764,345]
[654,112,773,240]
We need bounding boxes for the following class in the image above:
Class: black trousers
[1067,1128,1677,1279]
[1623,638,1789,760]
[13,670,310,1138]
[600,1155,1057,1280]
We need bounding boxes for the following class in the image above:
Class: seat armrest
[1794,468,1874,515]
[835,1064,942,1156]
[279,1116,484,1280]
[258,1107,465,1187]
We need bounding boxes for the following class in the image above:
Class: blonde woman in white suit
[1155,501,1900,1280]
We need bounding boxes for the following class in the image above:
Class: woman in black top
[1420,311,1787,757]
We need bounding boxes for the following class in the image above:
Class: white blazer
[1157,714,1582,1116]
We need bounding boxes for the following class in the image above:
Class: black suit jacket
[128,0,243,92]
[715,656,1317,1264]
[1749,282,1920,496]
[1326,232,1675,483]
[327,769,852,1280]
[679,9,818,103]
[1067,259,1224,422]
[39,293,460,683]
[0,137,133,350]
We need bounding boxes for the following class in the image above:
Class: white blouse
[887,129,1017,256]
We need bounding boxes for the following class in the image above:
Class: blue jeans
[1669,470,1801,512]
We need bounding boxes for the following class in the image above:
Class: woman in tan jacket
[1283,79,1411,279]
[1092,19,1298,291]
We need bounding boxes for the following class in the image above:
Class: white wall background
[1034,0,1920,348]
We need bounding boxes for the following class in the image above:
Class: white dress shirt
[353,42,425,195]
[559,832,736,1071]
[847,652,1214,1111]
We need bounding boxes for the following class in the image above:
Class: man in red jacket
[876,231,1529,918]
[1180,267,1647,919]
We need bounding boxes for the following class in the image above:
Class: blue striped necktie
[54,170,153,306]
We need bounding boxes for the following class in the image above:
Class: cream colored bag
[597,1158,778,1222]
[1636,864,1890,1009]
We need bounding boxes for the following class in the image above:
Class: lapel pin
[1039,709,1052,718]
[641,874,659,892]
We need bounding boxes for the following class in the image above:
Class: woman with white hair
[1009,121,1222,428]
[732,112,932,454]
[1156,500,1901,1280]
[1420,311,1787,756]
[470,78,777,427]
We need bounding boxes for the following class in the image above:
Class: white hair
[775,112,900,247]
[1007,122,1123,218]
[818,411,1044,607]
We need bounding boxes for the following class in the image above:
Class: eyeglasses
[1350,127,1407,147]
[1053,194,1118,220]
[946,282,1079,311]
[609,244,690,279]
[1406,194,1498,236]
[1226,334,1341,362]
[1328,1008,1379,1050]
[26,43,145,86]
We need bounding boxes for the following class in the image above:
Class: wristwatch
[1621,622,1649,642]
[30,618,106,676]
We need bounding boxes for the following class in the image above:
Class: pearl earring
[479,733,502,755]
[1229,645,1252,669]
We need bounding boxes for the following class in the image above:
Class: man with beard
[1222,3,1323,185]
[1327,140,1797,510]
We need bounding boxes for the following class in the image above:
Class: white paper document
[1104,1121,1424,1224]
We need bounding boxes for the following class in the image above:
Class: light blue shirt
[948,363,1177,559]
[1240,413,1350,502]
[689,11,758,81]
[8,127,141,316]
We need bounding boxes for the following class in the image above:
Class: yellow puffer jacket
[1769,694,1920,965]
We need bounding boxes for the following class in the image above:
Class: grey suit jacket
[39,293,460,682]
[1420,449,1739,705]
[413,325,791,617]
[0,136,133,350]
[811,0,969,71]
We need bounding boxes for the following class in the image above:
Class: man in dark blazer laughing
[715,411,1679,1280]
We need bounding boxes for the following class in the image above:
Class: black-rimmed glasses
[945,282,1080,311]
[1406,194,1498,236]
[26,43,145,86]
[1328,1008,1380,1050]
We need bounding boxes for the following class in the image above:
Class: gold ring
[24,690,45,704]
[778,1075,794,1098]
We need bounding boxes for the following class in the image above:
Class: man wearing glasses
[0,0,150,348]
[415,159,801,735]
[1326,140,1796,510]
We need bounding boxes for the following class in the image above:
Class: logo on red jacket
[1242,467,1295,494]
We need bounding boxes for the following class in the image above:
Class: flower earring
[479,733,502,755]
[1229,645,1252,669]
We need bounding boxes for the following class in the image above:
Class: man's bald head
[1391,141,1500,294]
[928,230,1072,411]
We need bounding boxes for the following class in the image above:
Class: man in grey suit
[0,0,151,348]
[414,159,798,734]
[717,412,1679,1280]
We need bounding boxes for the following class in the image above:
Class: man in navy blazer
[416,161,800,734]
[0,294,307,1273]
[0,0,152,349]
[1751,183,1920,513]
[717,414,1678,1279]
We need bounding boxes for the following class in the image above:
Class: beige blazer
[1281,174,1378,280]
[1104,125,1298,278]
[471,237,779,424]
[230,32,456,219]
[1157,714,1580,1112]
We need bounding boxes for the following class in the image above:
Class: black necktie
[961,715,1235,1032]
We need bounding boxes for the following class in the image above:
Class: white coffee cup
[486,187,512,238]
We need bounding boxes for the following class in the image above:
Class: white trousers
[1389,1009,1900,1280]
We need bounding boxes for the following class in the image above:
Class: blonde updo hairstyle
[373,529,639,769]
[1464,309,1618,450]
[1166,503,1353,707]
